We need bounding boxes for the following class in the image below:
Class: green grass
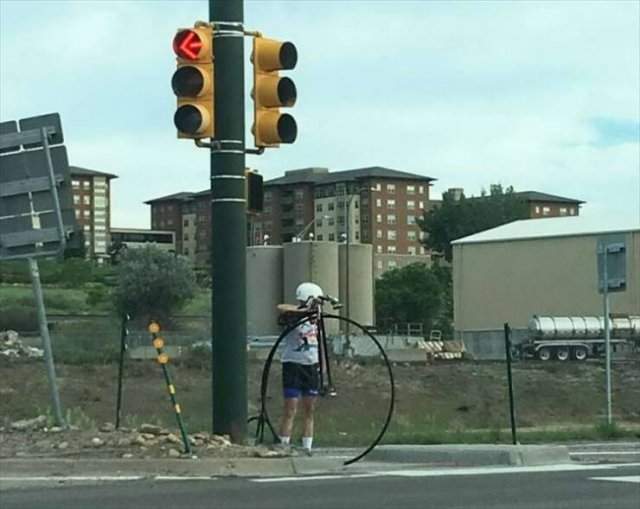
[180,290,211,315]
[0,285,91,314]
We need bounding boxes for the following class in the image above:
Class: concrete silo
[247,246,283,337]
[338,243,374,328]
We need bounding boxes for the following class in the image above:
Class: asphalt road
[1,464,638,509]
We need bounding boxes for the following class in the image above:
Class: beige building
[452,217,640,358]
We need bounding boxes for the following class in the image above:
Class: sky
[1,0,639,228]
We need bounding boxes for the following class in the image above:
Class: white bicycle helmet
[295,282,323,303]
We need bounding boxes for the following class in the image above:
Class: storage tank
[338,243,374,328]
[247,246,283,337]
[529,315,640,340]
[283,241,339,333]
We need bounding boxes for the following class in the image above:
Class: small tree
[375,263,444,333]
[112,246,196,320]
[419,184,528,261]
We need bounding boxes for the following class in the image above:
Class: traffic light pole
[209,0,247,442]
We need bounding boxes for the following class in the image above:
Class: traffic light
[172,25,214,139]
[245,170,264,213]
[251,37,298,148]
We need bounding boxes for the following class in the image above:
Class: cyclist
[276,282,323,455]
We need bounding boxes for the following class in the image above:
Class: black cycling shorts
[282,362,320,399]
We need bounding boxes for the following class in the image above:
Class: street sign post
[0,113,76,427]
[596,235,627,426]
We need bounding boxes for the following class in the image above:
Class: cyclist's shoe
[293,446,313,457]
[269,443,297,457]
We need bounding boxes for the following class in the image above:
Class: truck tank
[528,315,640,340]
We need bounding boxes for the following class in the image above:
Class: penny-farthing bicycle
[250,295,395,466]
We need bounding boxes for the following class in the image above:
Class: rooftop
[452,216,640,245]
[516,191,585,204]
[69,165,118,179]
[144,192,196,204]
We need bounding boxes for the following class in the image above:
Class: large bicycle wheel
[255,313,395,466]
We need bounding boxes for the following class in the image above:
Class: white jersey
[280,321,319,365]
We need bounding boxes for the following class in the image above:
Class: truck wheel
[572,346,588,361]
[537,347,552,361]
[556,347,570,361]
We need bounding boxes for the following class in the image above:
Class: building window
[316,234,323,241]
[407,215,416,225]
[167,218,174,226]
[387,199,395,210]
[569,207,575,215]
[376,214,382,224]
[407,185,416,195]
[387,214,396,225]
[377,260,383,269]
[73,195,80,205]
[184,248,189,256]
[376,229,383,239]
[355,231,360,240]
[408,246,417,255]
[316,218,323,227]
[408,230,417,241]
[535,206,541,214]
[295,218,304,227]
[316,203,323,212]
[184,219,189,227]
[83,210,90,218]
[83,195,91,205]
[420,246,426,255]
[83,225,90,232]
[75,210,80,219]
[328,202,335,211]
[407,200,415,210]
[72,180,80,188]
[387,230,396,240]
[418,201,424,209]
[388,259,397,267]
[337,216,345,225]
[376,198,382,208]
[264,191,272,202]
[559,207,568,216]
[83,181,90,189]
[184,234,189,241]
[329,233,335,241]
[387,246,397,254]
[419,185,424,194]
[542,206,551,216]
[386,184,395,193]
[328,217,335,226]
[377,245,383,253]
[375,183,382,191]
[295,189,304,200]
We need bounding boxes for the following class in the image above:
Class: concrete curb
[0,457,348,479]
[365,445,571,467]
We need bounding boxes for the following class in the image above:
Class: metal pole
[210,0,247,442]
[115,314,128,429]
[503,323,517,445]
[345,192,351,352]
[603,246,612,425]
[41,127,66,251]
[29,257,66,427]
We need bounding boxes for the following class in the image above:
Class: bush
[0,306,38,332]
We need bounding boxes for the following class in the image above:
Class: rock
[121,453,133,459]
[193,432,209,441]
[209,435,232,447]
[139,424,163,435]
[117,437,132,447]
[188,436,197,446]
[165,433,181,444]
[119,427,130,433]
[100,422,116,433]
[141,433,156,440]
[49,426,63,433]
[252,448,290,458]
[168,448,181,458]
[133,435,147,446]
[58,441,69,450]
[91,437,105,447]
[11,415,47,431]
[15,451,28,457]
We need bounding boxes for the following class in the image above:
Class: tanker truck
[518,315,640,361]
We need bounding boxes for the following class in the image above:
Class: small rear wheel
[572,346,588,361]
[556,347,570,361]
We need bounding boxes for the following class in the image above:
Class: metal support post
[29,257,66,427]
[210,0,247,442]
[602,246,612,425]
[115,314,129,429]
[503,323,518,445]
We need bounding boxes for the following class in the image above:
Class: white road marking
[571,451,640,456]
[253,473,379,483]
[0,476,143,482]
[590,476,640,484]
[154,476,216,481]
[378,463,640,478]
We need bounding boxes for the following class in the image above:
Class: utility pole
[209,0,247,442]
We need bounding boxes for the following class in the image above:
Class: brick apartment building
[145,166,436,274]
[69,166,116,262]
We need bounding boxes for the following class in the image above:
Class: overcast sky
[1,0,639,228]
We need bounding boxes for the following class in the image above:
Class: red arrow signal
[173,30,203,60]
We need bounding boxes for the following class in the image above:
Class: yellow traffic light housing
[252,37,298,148]
[172,25,214,139]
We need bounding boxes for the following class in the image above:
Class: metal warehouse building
[452,217,640,359]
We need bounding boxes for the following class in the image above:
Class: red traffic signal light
[173,30,205,61]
